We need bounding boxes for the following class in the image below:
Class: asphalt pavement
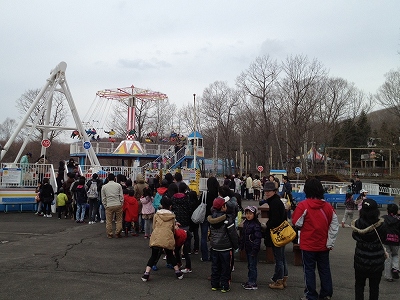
[0,199,398,300]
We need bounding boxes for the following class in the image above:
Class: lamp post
[193,94,196,170]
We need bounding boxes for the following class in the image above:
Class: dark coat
[40,183,54,203]
[239,218,262,256]
[352,218,386,274]
[208,211,239,251]
[382,214,400,246]
[259,193,286,246]
[171,192,192,227]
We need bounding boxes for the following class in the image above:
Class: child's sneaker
[181,268,192,273]
[152,265,159,271]
[141,273,150,282]
[243,282,258,290]
[221,286,230,293]
[211,287,219,291]
[175,271,183,279]
[392,268,399,279]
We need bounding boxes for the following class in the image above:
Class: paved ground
[0,199,398,300]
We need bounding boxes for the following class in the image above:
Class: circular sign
[41,139,51,148]
[295,167,302,174]
[257,165,264,172]
[83,141,91,149]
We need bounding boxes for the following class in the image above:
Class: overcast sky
[1,0,399,129]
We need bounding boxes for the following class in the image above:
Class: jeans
[88,198,98,222]
[272,244,288,281]
[43,201,52,215]
[200,220,210,261]
[355,270,381,300]
[246,252,258,284]
[99,203,105,221]
[76,203,86,221]
[191,224,199,251]
[302,250,333,300]
[143,218,153,236]
[342,209,355,225]
[211,249,232,289]
[384,244,399,279]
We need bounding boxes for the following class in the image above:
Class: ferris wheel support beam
[59,75,100,167]
[0,62,101,167]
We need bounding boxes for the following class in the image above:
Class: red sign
[257,165,264,172]
[41,139,51,148]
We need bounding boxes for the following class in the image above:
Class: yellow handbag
[286,196,292,210]
[270,220,296,247]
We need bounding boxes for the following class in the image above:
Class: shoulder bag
[191,192,207,224]
[270,220,296,247]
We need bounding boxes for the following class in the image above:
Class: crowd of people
[32,164,400,299]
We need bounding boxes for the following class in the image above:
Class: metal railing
[78,164,142,181]
[69,141,172,155]
[0,162,56,190]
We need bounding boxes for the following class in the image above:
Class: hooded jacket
[292,198,339,251]
[123,194,138,222]
[351,218,385,274]
[239,218,262,256]
[153,187,168,211]
[171,192,192,227]
[208,210,239,251]
[149,209,176,250]
[134,174,148,199]
[140,196,155,215]
[382,214,400,245]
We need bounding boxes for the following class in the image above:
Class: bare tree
[108,98,175,143]
[16,89,68,141]
[199,81,241,174]
[236,55,280,171]
[150,99,177,140]
[0,118,17,141]
[315,78,355,152]
[376,67,400,118]
[277,55,327,172]
[109,99,155,142]
[178,102,202,136]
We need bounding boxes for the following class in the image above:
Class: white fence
[0,162,56,189]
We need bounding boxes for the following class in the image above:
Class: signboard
[295,167,301,174]
[83,141,91,149]
[257,165,264,172]
[41,139,51,148]
[181,169,197,182]
[1,168,22,184]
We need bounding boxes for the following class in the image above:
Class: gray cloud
[118,58,171,70]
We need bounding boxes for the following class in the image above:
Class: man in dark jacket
[86,173,103,224]
[208,197,239,292]
[259,181,288,290]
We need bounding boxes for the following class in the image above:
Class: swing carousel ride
[69,85,203,170]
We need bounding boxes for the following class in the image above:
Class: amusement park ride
[0,61,204,170]
[0,62,205,211]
